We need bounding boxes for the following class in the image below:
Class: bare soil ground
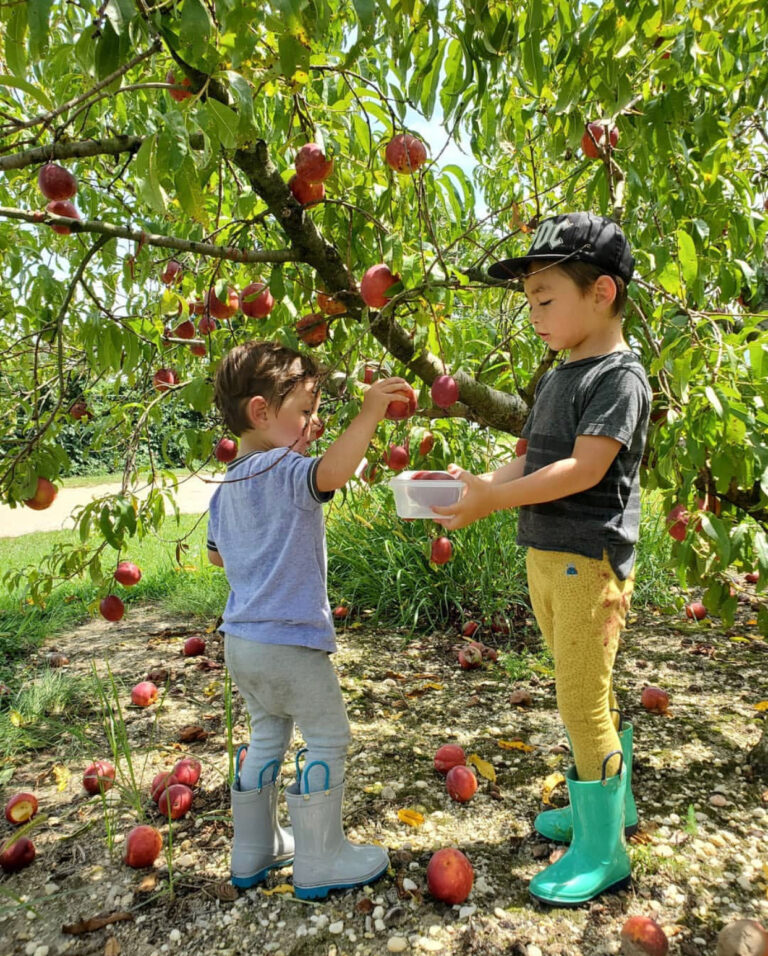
[1,591,767,956]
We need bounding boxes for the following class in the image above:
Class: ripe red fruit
[445,765,478,804]
[38,163,77,201]
[434,744,466,775]
[157,782,193,820]
[23,476,57,511]
[0,837,36,874]
[189,342,207,357]
[362,364,376,385]
[458,645,482,670]
[215,437,238,463]
[153,368,178,391]
[581,122,619,158]
[333,605,349,619]
[419,432,435,456]
[462,621,479,637]
[431,536,453,565]
[296,313,329,346]
[384,444,409,471]
[173,319,195,340]
[289,174,325,205]
[131,681,158,707]
[46,200,80,234]
[295,144,334,183]
[183,636,206,657]
[685,601,707,620]
[515,437,528,456]
[114,561,142,587]
[360,263,400,309]
[189,300,205,315]
[745,571,760,584]
[161,260,183,285]
[385,133,428,173]
[385,383,417,421]
[5,792,39,825]
[198,315,217,335]
[361,462,378,484]
[173,758,202,788]
[431,375,459,409]
[317,291,346,316]
[241,281,275,319]
[124,825,163,868]
[715,920,768,956]
[69,400,89,420]
[426,847,474,904]
[206,286,239,319]
[641,685,669,715]
[620,915,669,956]
[166,71,192,102]
[151,771,180,803]
[99,595,124,622]
[666,504,689,542]
[83,760,116,795]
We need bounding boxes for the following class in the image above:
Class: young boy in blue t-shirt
[207,340,411,899]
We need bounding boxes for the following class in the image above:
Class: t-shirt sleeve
[206,486,219,552]
[576,368,650,448]
[282,452,335,509]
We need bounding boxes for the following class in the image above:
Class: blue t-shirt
[207,448,336,651]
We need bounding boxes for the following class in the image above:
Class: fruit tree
[0,0,766,630]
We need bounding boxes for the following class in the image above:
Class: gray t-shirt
[207,448,336,651]
[517,350,651,579]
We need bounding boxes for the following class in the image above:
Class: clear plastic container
[389,470,465,519]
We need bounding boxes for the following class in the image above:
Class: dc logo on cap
[531,218,570,252]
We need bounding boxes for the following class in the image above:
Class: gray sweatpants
[224,635,351,793]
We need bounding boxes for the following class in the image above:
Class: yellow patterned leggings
[526,548,635,781]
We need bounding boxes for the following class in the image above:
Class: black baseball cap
[488,212,634,284]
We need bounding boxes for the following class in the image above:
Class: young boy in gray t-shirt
[433,213,651,908]
[207,340,411,899]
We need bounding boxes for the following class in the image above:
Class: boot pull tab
[600,750,624,785]
[301,760,330,797]
[234,744,248,790]
[294,747,308,782]
[609,706,624,731]
[257,759,280,791]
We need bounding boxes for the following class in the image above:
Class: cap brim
[487,253,570,281]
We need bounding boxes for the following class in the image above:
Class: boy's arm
[208,548,224,567]
[433,435,622,530]
[315,378,413,493]
[481,455,527,484]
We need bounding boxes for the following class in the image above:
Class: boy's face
[263,376,322,454]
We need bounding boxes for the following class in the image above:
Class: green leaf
[27,0,53,59]
[204,99,238,150]
[676,229,697,288]
[175,155,208,225]
[351,0,376,29]
[95,19,122,82]
[4,7,28,78]
[179,0,212,59]
[134,136,166,215]
[0,75,52,111]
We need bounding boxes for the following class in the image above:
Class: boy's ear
[594,274,618,310]
[244,395,269,430]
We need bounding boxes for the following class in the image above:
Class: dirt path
[0,474,221,538]
[1,593,767,955]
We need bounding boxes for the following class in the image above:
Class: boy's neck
[237,430,274,456]
[564,323,628,363]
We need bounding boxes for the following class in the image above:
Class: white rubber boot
[231,748,294,889]
[284,758,388,900]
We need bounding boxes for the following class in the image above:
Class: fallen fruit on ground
[745,571,760,584]
[241,281,275,318]
[161,260,182,285]
[215,438,238,463]
[715,919,768,956]
[38,163,77,200]
[157,783,193,820]
[46,199,80,233]
[385,133,428,173]
[296,313,329,346]
[83,760,116,795]
[173,758,202,787]
[431,375,459,409]
[5,792,39,825]
[124,825,163,868]
[153,368,178,391]
[289,174,325,205]
[23,476,57,511]
[445,765,478,803]
[426,847,474,904]
[295,144,334,183]
[151,772,180,803]
[385,383,417,421]
[666,504,689,542]
[641,685,669,715]
[384,444,409,471]
[131,681,159,708]
[206,286,239,319]
[333,605,349,619]
[685,601,707,620]
[458,645,482,670]
[360,263,399,309]
[620,915,669,956]
[431,536,453,565]
[183,636,206,657]
[434,744,466,775]
[462,621,479,637]
[114,561,142,587]
[0,837,36,874]
[99,595,125,622]
[581,121,619,158]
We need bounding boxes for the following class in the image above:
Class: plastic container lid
[388,470,465,519]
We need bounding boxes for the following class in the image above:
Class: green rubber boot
[529,753,631,907]
[534,721,638,843]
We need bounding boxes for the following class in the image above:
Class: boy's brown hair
[214,341,320,435]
